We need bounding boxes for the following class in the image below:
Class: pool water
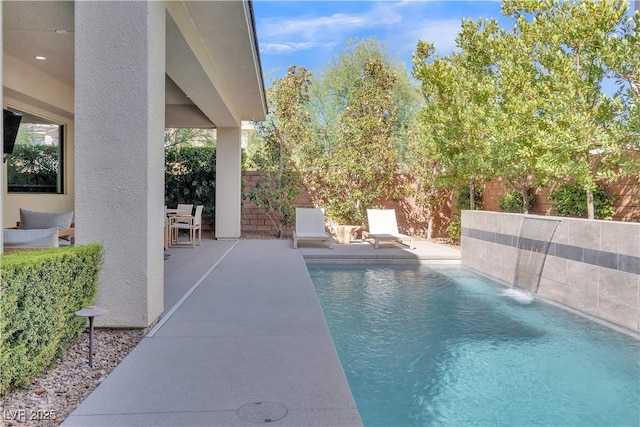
[308,264,640,427]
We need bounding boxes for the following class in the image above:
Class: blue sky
[253,1,510,83]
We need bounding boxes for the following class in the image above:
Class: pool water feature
[309,264,640,427]
[512,216,560,294]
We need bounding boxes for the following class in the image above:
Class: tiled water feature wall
[461,211,640,333]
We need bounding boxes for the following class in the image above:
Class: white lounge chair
[363,209,414,249]
[293,208,333,249]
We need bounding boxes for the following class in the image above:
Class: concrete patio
[63,238,460,426]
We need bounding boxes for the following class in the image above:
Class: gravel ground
[0,329,144,426]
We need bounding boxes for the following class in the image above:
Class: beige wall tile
[551,219,569,245]
[485,242,504,281]
[502,214,523,236]
[500,245,517,284]
[538,277,566,302]
[565,287,599,316]
[567,260,599,294]
[487,213,503,234]
[600,221,640,257]
[598,298,639,332]
[599,269,639,307]
[568,219,601,250]
[541,255,568,285]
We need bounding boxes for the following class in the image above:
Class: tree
[306,58,399,225]
[453,13,575,213]
[164,128,215,148]
[308,38,421,171]
[7,126,60,192]
[420,0,639,217]
[248,66,312,238]
[496,0,638,218]
[412,41,493,211]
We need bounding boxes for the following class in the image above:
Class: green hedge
[165,145,216,226]
[0,244,104,395]
[499,190,536,213]
[549,182,614,220]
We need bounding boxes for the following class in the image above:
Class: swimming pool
[309,264,640,427]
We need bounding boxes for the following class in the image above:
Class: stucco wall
[74,1,165,328]
[461,210,640,333]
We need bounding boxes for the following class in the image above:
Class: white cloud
[255,1,467,74]
[261,13,368,38]
[407,18,462,54]
[259,3,401,37]
[258,2,401,52]
[262,42,318,54]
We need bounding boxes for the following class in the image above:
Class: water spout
[512,216,560,294]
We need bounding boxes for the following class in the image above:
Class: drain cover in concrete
[237,401,288,423]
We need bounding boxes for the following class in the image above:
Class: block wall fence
[241,171,454,238]
[461,210,640,334]
[239,171,638,237]
[482,176,639,222]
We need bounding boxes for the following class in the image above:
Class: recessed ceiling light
[34,56,46,61]
[55,29,68,34]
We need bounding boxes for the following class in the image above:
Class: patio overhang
[165,1,267,128]
[3,0,267,129]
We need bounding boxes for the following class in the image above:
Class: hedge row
[0,244,104,395]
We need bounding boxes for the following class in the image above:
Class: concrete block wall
[461,210,640,333]
[241,171,454,238]
[481,176,640,222]
[241,171,308,236]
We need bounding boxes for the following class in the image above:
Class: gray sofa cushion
[3,228,59,248]
[20,208,74,230]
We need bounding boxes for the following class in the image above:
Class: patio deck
[63,238,460,426]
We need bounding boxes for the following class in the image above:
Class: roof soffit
[165,1,266,127]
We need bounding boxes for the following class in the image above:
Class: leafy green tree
[407,151,453,240]
[306,58,399,225]
[7,144,59,189]
[248,66,312,238]
[164,128,215,148]
[421,0,638,217]
[457,15,565,213]
[308,38,421,171]
[7,126,60,192]
[497,0,638,218]
[412,41,493,211]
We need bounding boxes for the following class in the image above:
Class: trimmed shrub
[499,190,535,213]
[0,244,103,395]
[165,145,216,227]
[549,182,614,220]
[446,215,461,245]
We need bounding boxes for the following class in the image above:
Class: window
[6,111,64,194]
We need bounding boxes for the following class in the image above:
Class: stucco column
[74,1,165,328]
[215,127,242,239]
